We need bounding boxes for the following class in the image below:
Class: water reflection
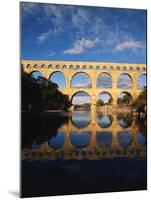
[137,132,146,146]
[31,141,40,149]
[117,131,132,147]
[72,111,91,128]
[22,111,147,160]
[97,114,112,128]
[70,132,91,148]
[48,132,65,149]
[117,113,132,128]
[96,132,112,147]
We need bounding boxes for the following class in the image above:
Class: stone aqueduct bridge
[21,60,147,106]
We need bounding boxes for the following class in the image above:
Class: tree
[21,70,71,111]
[96,99,104,106]
[117,93,132,105]
[133,87,147,113]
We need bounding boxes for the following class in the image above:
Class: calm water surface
[21,111,147,197]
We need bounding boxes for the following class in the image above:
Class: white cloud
[64,38,101,54]
[36,5,65,44]
[21,2,39,16]
[22,3,146,59]
[47,52,55,56]
[72,8,89,30]
[37,30,52,44]
[114,38,143,52]
[44,51,55,57]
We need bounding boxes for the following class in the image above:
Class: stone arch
[96,72,112,88]
[110,66,114,70]
[62,65,67,69]
[102,66,107,70]
[27,64,31,68]
[30,70,44,78]
[34,64,38,69]
[129,67,133,71]
[55,64,60,69]
[71,91,92,105]
[41,64,46,69]
[71,91,92,111]
[89,65,94,69]
[49,71,66,88]
[30,70,44,84]
[117,73,132,89]
[116,66,121,70]
[137,74,147,89]
[136,67,140,71]
[76,65,80,69]
[142,67,146,72]
[123,66,127,71]
[69,64,74,69]
[96,91,113,106]
[71,72,92,88]
[48,64,53,69]
[117,91,133,105]
[82,65,87,69]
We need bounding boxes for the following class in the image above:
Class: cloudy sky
[21,2,146,63]
[22,2,146,103]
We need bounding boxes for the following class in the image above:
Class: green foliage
[96,99,104,106]
[96,98,112,106]
[21,70,71,111]
[117,93,132,105]
[133,87,147,113]
[74,103,91,111]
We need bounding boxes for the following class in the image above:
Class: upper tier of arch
[21,60,146,72]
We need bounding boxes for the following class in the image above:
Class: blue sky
[23,2,146,104]
[21,2,146,64]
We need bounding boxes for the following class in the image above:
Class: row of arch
[71,111,132,129]
[31,71,147,89]
[23,63,146,72]
[31,131,146,150]
[71,91,133,105]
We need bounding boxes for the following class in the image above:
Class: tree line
[21,70,71,111]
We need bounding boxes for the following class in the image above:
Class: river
[21,110,147,197]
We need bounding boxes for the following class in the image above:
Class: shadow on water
[21,112,70,149]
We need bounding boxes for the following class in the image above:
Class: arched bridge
[21,60,147,106]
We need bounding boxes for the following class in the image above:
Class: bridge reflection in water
[22,111,146,161]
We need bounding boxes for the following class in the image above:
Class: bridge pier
[91,95,96,123]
